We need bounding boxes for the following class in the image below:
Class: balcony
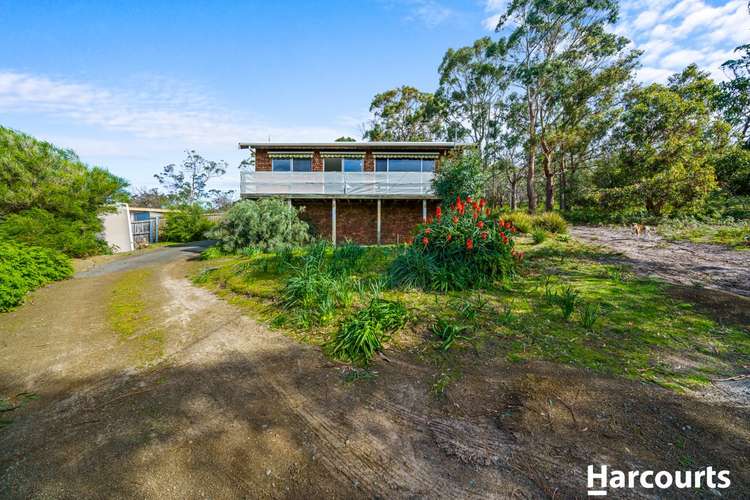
[240,171,436,199]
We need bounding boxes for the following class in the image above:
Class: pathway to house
[570,225,750,298]
[2,242,749,498]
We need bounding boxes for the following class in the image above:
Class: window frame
[271,157,312,172]
[375,157,436,173]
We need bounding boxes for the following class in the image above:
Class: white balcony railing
[240,171,435,197]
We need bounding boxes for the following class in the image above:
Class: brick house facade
[239,142,456,244]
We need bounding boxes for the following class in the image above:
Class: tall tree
[437,37,506,162]
[599,67,729,216]
[494,0,630,213]
[129,187,172,208]
[155,150,228,205]
[363,86,445,141]
[720,43,750,147]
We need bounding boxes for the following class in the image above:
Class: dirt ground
[570,226,750,298]
[1,243,749,498]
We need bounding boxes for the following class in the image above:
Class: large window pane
[292,158,312,172]
[324,158,342,171]
[388,158,421,172]
[343,158,363,172]
[422,159,435,172]
[272,158,291,172]
[375,159,388,172]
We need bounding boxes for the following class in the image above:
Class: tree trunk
[526,97,537,214]
[510,180,517,210]
[559,157,567,212]
[542,151,554,211]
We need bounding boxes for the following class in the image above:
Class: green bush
[531,228,547,244]
[0,241,73,312]
[0,126,129,257]
[432,151,486,202]
[713,146,750,196]
[164,204,214,242]
[533,212,567,234]
[502,211,534,233]
[327,298,407,365]
[389,196,520,291]
[209,198,310,253]
[0,208,110,257]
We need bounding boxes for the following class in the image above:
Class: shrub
[327,298,407,365]
[0,127,129,257]
[502,211,534,233]
[0,208,110,257]
[531,228,547,244]
[0,241,73,311]
[533,212,567,234]
[432,151,486,202]
[209,198,310,253]
[165,204,214,242]
[579,302,600,330]
[389,196,520,291]
[431,317,470,351]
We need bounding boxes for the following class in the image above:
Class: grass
[657,219,750,249]
[194,239,750,393]
[107,268,165,365]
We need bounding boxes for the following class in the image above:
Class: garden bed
[194,237,750,393]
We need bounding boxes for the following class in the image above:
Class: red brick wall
[364,151,374,172]
[256,149,271,171]
[292,198,439,245]
[312,151,323,172]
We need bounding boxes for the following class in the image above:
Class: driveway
[2,243,749,498]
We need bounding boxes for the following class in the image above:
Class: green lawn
[194,237,750,392]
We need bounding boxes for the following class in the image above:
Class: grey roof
[238,141,461,151]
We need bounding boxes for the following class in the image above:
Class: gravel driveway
[570,226,750,297]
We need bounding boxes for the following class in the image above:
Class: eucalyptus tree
[720,44,750,147]
[436,37,507,164]
[363,86,445,141]
[155,150,229,205]
[494,0,633,213]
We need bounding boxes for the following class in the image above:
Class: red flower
[499,218,505,226]
[477,221,484,229]
[466,196,472,204]
[436,206,442,220]
[422,237,429,246]
[511,227,517,233]
[481,231,488,240]
[446,234,452,241]
[452,216,459,224]
[425,227,432,235]
[479,198,486,207]
[472,211,479,220]
[466,238,474,250]
[505,221,512,229]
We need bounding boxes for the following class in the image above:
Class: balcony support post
[377,199,381,245]
[422,199,427,222]
[331,198,336,246]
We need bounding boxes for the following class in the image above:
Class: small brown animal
[632,223,651,237]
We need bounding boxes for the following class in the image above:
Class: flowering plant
[390,197,521,290]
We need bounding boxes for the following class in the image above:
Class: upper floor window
[343,158,363,172]
[272,158,312,172]
[375,157,435,172]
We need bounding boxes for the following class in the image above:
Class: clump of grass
[431,368,461,398]
[503,211,534,233]
[531,228,547,244]
[341,367,377,383]
[281,263,351,325]
[578,301,600,330]
[431,317,471,351]
[327,298,407,366]
[498,302,515,325]
[199,245,226,260]
[533,212,567,234]
[555,286,579,320]
[331,240,366,276]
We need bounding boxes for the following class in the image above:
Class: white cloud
[482,13,503,31]
[639,66,675,82]
[0,71,350,151]
[660,48,705,68]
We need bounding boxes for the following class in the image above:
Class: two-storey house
[238,142,458,244]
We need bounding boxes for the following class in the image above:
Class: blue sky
[1,0,748,193]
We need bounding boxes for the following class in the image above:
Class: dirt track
[570,226,750,297]
[1,245,749,498]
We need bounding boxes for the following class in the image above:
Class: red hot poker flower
[446,234,452,241]
[452,216,459,224]
[425,227,432,235]
[422,237,429,246]
[436,206,442,219]
[477,221,484,229]
[481,231,488,240]
[466,238,474,250]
